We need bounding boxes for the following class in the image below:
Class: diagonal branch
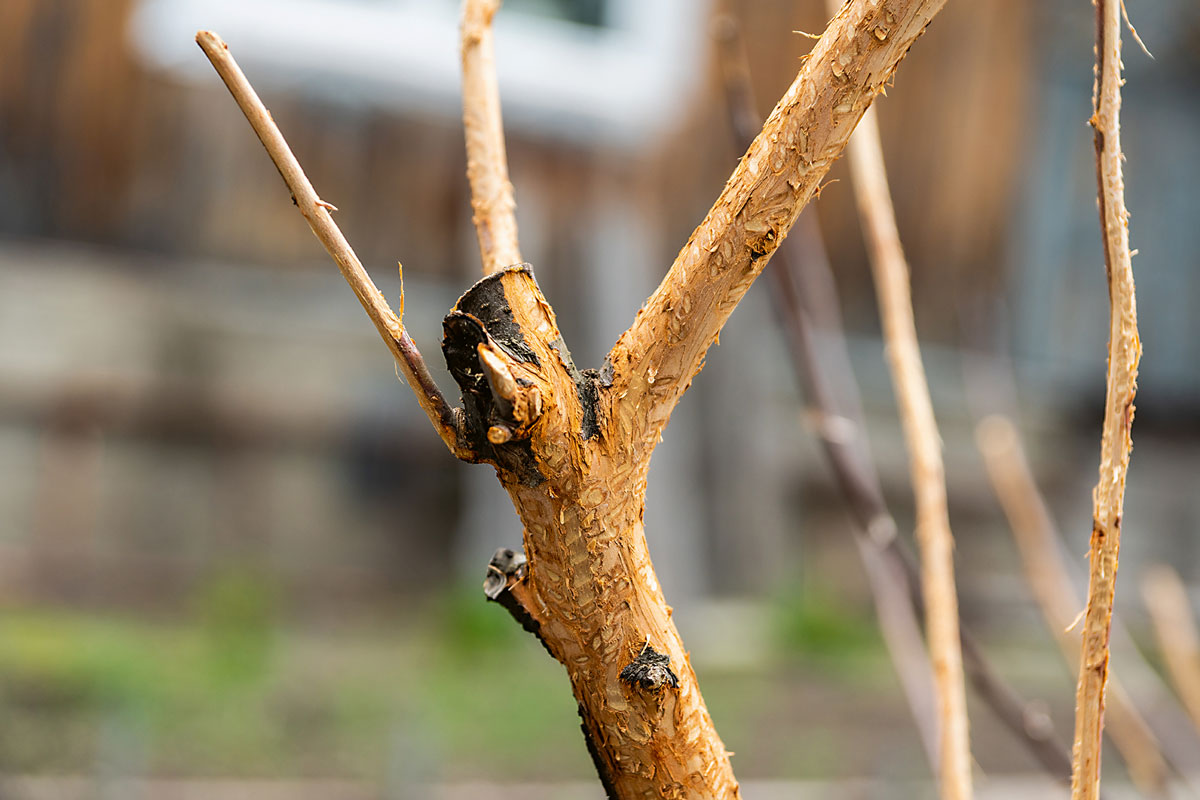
[711,13,940,770]
[712,16,1077,785]
[460,0,522,276]
[1072,1,1142,796]
[608,0,947,457]
[845,104,971,800]
[195,31,469,460]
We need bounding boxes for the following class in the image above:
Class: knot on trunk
[483,546,527,600]
[619,642,679,692]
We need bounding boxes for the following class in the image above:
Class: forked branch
[461,0,522,275]
[1071,0,1142,796]
[195,31,468,459]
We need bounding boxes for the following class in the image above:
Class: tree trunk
[200,0,954,795]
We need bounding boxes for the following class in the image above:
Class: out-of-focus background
[1,0,1198,797]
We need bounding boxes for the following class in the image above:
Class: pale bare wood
[460,0,522,275]
[608,0,949,459]
[195,31,468,460]
[844,105,971,800]
[1143,566,1200,734]
[1071,0,1142,796]
[976,415,1168,797]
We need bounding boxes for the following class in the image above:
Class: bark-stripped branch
[712,16,1076,785]
[195,32,468,459]
[976,415,1168,797]
[608,0,949,459]
[461,0,522,275]
[1142,566,1200,734]
[845,104,971,800]
[1072,0,1142,796]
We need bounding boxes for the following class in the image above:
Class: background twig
[1072,0,1142,796]
[195,31,466,459]
[844,103,973,800]
[713,14,1075,784]
[976,415,1168,797]
[1143,565,1200,734]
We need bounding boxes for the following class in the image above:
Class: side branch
[195,31,468,459]
[846,106,971,800]
[461,0,522,276]
[608,0,948,453]
[1072,0,1142,796]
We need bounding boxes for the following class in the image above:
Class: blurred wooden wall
[0,0,1034,332]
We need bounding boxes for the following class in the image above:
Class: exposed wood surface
[1071,1,1142,797]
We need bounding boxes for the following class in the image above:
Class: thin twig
[460,0,522,276]
[195,31,467,459]
[1072,1,1142,796]
[845,107,972,800]
[976,415,1168,797]
[1143,565,1200,734]
[712,14,1075,783]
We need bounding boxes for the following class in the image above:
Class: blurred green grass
[0,576,895,781]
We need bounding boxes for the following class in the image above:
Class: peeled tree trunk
[201,1,952,796]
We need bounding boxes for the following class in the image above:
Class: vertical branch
[976,415,1169,797]
[1142,566,1200,734]
[460,0,522,275]
[845,107,972,800]
[1072,0,1142,796]
[195,31,468,460]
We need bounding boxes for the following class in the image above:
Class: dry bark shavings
[619,642,680,692]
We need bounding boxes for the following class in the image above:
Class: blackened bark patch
[578,369,602,440]
[452,264,539,365]
[442,312,543,486]
[620,643,679,691]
